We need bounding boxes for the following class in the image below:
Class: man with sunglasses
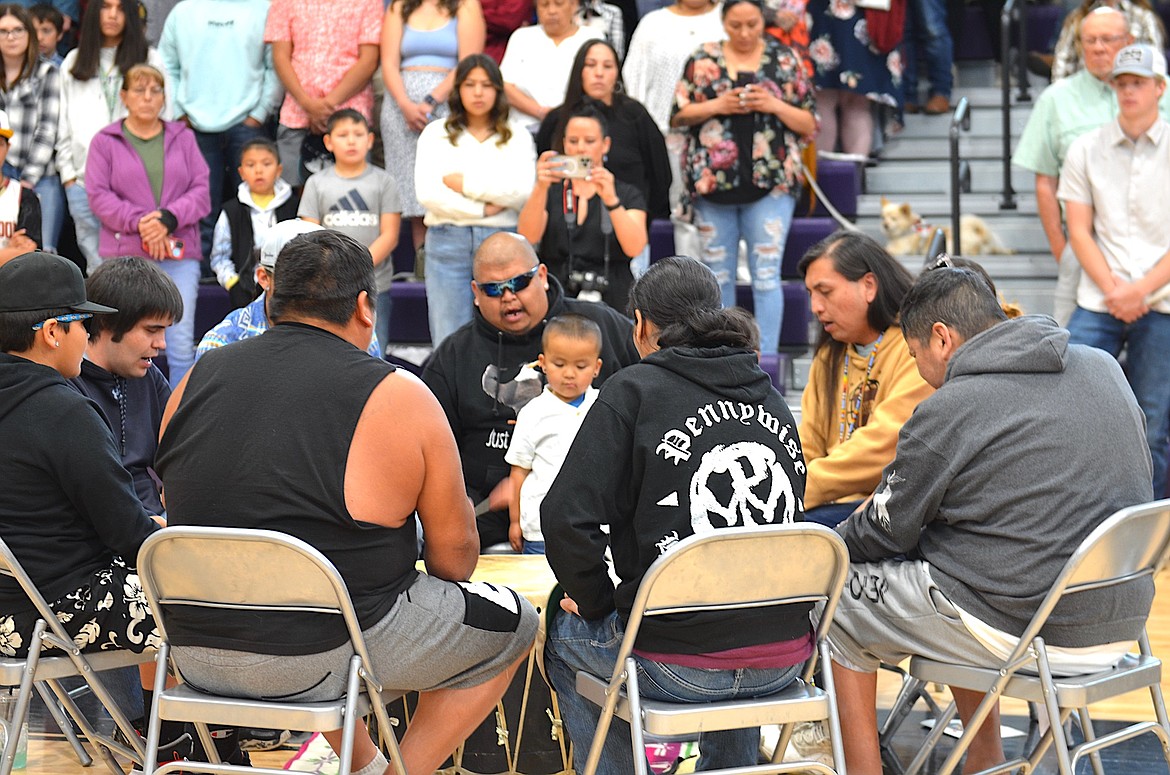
[423,231,639,548]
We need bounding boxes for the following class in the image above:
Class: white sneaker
[786,720,834,767]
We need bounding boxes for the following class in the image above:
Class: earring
[54,341,60,348]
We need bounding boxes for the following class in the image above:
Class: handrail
[999,0,1031,210]
[949,97,971,255]
[924,228,947,266]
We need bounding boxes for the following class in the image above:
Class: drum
[410,556,573,775]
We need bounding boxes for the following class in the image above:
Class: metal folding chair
[890,498,1170,775]
[136,527,407,775]
[0,537,152,775]
[573,524,851,775]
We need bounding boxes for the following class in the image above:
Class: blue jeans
[903,0,954,102]
[194,122,267,258]
[521,540,545,555]
[5,163,64,253]
[156,258,201,388]
[375,289,394,349]
[804,500,864,528]
[544,609,803,775]
[1067,308,1170,496]
[424,223,508,348]
[64,181,101,274]
[693,192,795,353]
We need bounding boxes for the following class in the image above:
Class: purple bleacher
[195,283,233,344]
[391,227,417,276]
[388,281,431,343]
[757,352,790,395]
[954,5,1067,60]
[649,218,675,262]
[734,280,812,351]
[798,158,859,219]
[784,217,836,278]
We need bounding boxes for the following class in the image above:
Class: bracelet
[604,199,622,211]
[423,94,439,108]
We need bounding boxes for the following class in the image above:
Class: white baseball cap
[259,220,324,270]
[1112,44,1168,82]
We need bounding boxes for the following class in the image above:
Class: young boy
[29,4,64,66]
[209,138,299,309]
[505,314,603,554]
[0,110,40,269]
[298,109,401,344]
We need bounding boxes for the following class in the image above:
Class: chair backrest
[137,527,374,670]
[1015,499,1170,652]
[625,524,850,656]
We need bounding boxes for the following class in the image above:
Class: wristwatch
[423,94,440,109]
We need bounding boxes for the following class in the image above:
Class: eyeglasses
[31,312,92,330]
[128,86,164,98]
[476,267,539,298]
[0,27,27,39]
[1081,34,1127,47]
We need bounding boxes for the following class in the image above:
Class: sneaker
[238,728,292,752]
[923,94,952,115]
[785,720,833,767]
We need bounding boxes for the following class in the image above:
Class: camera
[567,270,609,297]
[550,154,593,179]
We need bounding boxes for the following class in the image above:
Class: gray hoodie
[838,315,1154,648]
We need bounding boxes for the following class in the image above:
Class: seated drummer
[0,252,160,661]
[157,230,539,775]
[541,257,813,773]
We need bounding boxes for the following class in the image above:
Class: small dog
[880,197,1013,257]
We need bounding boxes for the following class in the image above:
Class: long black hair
[628,256,759,350]
[797,230,914,438]
[549,39,628,154]
[70,0,147,82]
[445,54,513,147]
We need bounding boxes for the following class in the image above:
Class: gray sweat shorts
[827,559,1001,674]
[173,572,539,701]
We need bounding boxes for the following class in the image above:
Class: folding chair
[573,524,851,775]
[890,498,1170,775]
[0,537,152,775]
[136,527,407,775]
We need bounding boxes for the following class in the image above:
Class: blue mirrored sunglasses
[31,312,93,330]
[477,267,539,298]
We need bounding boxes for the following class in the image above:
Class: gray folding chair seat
[136,527,406,775]
[573,524,851,775]
[0,537,152,775]
[889,498,1170,775]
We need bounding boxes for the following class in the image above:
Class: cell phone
[167,237,185,260]
[550,154,593,179]
[735,72,757,88]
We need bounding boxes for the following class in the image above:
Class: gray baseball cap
[1112,44,1168,81]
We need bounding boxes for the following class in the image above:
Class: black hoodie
[542,345,809,654]
[0,354,156,611]
[422,276,640,502]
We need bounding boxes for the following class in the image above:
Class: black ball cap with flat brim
[0,252,117,314]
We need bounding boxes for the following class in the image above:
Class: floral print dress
[807,0,902,110]
[672,38,817,213]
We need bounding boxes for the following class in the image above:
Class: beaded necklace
[837,333,883,442]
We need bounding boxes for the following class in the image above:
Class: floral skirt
[0,556,158,658]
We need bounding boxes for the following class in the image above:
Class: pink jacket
[86,120,211,260]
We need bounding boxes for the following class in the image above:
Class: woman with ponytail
[540,255,813,775]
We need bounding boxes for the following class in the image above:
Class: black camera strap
[562,181,577,285]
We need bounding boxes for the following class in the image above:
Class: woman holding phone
[517,103,647,311]
[671,0,816,353]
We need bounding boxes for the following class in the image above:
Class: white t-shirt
[504,386,599,541]
[499,25,603,128]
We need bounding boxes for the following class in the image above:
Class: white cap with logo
[1112,44,1168,82]
[259,219,324,271]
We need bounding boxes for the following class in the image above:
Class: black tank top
[156,322,417,654]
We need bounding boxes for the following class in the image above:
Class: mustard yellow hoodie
[799,325,933,509]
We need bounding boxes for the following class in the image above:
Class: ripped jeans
[693,192,795,352]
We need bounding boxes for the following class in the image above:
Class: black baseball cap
[0,252,117,314]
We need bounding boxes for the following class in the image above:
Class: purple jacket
[86,120,210,260]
